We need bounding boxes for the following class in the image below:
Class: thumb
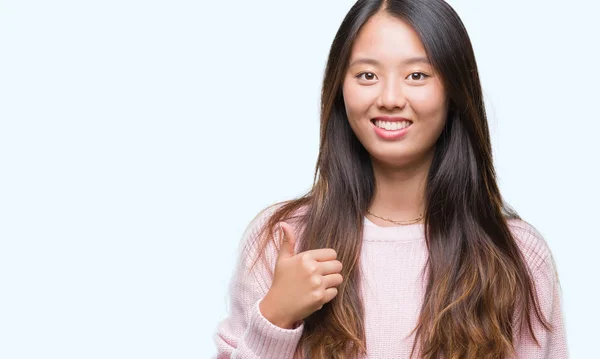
[277,222,296,259]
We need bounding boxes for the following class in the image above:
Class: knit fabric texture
[213,207,568,358]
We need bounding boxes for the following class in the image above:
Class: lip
[371,117,412,140]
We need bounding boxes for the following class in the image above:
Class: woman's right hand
[258,221,344,329]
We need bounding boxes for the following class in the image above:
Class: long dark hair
[251,0,552,358]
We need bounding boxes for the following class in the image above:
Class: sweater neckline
[362,216,425,242]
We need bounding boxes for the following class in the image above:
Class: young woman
[213,1,567,358]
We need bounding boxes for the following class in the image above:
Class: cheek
[343,83,373,120]
[408,85,447,121]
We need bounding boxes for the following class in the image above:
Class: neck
[368,150,434,223]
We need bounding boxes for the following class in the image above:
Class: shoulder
[238,201,309,267]
[507,219,562,315]
[242,203,285,244]
[241,201,308,245]
[507,220,566,352]
[238,202,285,262]
[506,218,553,273]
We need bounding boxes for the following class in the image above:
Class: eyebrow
[348,56,431,68]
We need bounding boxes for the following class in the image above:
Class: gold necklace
[366,210,424,225]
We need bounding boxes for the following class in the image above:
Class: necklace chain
[366,210,424,225]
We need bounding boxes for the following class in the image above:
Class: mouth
[370,118,413,131]
[370,118,413,140]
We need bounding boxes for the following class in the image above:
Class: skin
[260,223,343,329]
[342,12,449,226]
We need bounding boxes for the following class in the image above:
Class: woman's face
[342,12,448,167]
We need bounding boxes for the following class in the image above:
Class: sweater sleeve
[213,207,304,359]
[512,230,569,358]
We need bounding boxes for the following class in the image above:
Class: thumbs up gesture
[258,221,344,329]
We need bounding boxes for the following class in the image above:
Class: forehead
[350,12,428,63]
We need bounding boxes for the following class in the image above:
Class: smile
[370,119,412,140]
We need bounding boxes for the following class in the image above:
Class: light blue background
[1,1,598,358]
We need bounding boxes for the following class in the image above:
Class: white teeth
[374,120,411,131]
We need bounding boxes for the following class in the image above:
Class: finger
[277,222,296,259]
[322,287,339,304]
[317,260,343,275]
[322,273,344,288]
[305,248,337,262]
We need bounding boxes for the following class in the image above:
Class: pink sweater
[213,207,568,358]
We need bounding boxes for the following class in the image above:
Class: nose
[376,78,407,110]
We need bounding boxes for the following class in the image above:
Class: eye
[407,72,429,81]
[356,72,378,81]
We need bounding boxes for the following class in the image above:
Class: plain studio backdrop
[0,0,598,358]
